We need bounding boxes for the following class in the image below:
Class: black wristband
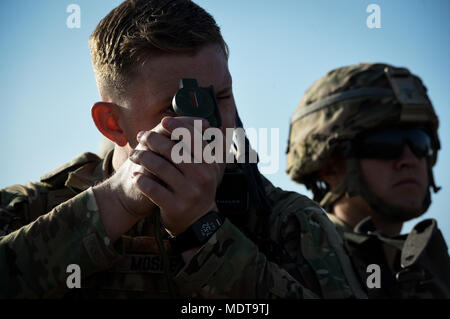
[169,211,226,253]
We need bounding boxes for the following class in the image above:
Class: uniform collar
[326,213,354,233]
[326,213,378,235]
[65,149,114,191]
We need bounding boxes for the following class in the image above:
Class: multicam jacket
[327,213,450,298]
[0,151,365,299]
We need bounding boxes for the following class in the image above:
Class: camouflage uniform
[327,214,450,298]
[0,149,365,299]
[286,63,450,298]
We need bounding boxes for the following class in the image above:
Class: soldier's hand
[105,156,160,218]
[129,116,224,236]
[92,145,160,242]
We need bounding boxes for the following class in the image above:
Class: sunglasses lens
[354,129,432,159]
[407,130,433,157]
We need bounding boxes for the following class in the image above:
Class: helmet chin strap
[427,156,441,193]
[318,155,361,212]
[322,157,439,224]
[319,178,348,213]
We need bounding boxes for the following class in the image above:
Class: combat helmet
[286,63,440,221]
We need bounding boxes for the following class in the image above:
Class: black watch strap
[169,211,226,253]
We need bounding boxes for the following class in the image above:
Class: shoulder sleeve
[173,218,318,298]
[0,182,49,235]
[174,178,366,299]
[0,188,121,298]
[268,185,366,299]
[174,175,366,299]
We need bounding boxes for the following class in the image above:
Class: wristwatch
[169,210,226,253]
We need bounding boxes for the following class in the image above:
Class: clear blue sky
[1,0,449,245]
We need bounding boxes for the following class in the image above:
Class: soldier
[0,0,364,299]
[287,62,450,298]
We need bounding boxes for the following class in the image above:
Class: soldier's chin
[380,204,426,223]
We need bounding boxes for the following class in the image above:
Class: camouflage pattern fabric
[0,150,365,299]
[328,214,450,298]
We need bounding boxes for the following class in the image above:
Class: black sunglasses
[352,128,433,159]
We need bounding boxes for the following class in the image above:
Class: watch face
[193,212,224,241]
[171,211,225,253]
[199,221,218,238]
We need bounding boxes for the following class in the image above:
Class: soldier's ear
[91,102,128,147]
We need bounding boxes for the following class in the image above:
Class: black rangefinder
[171,78,222,128]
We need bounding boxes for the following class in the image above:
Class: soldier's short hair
[89,0,229,99]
